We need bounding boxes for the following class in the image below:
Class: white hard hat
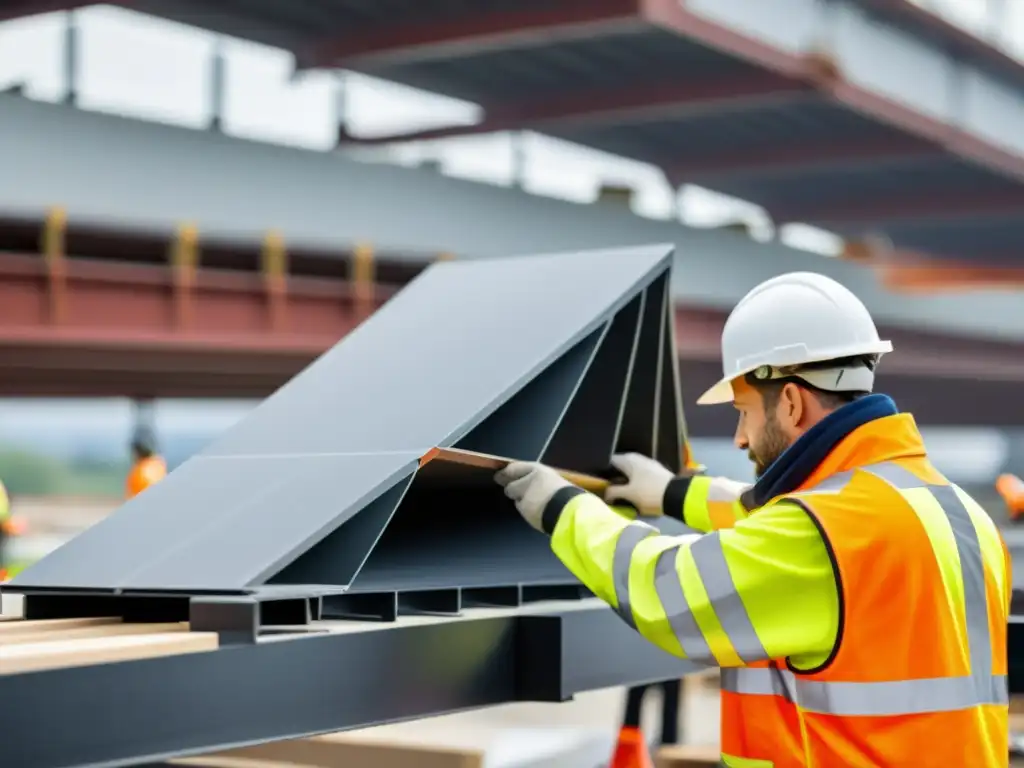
[698,272,892,406]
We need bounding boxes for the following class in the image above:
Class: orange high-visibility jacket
[718,414,1010,767]
[125,456,167,499]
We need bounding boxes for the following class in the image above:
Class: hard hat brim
[697,377,736,406]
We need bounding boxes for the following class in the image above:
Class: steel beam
[302,0,643,68]
[342,72,809,145]
[0,252,390,349]
[638,0,1024,184]
[0,603,698,768]
[663,135,942,185]
[771,189,1024,226]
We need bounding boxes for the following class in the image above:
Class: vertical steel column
[170,222,199,332]
[40,206,67,326]
[62,11,77,107]
[261,230,289,332]
[209,41,226,132]
[352,243,376,320]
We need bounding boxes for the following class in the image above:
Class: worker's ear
[778,382,805,432]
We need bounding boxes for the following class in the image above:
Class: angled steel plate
[9,244,676,597]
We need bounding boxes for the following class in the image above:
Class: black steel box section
[0,605,693,768]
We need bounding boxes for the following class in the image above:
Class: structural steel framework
[0,243,704,767]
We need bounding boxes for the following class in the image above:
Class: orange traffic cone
[609,725,653,768]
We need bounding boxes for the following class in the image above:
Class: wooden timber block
[215,734,485,768]
[655,743,723,767]
[1011,695,1024,715]
[0,621,189,646]
[0,616,120,637]
[0,631,218,674]
[173,759,308,768]
[692,668,720,690]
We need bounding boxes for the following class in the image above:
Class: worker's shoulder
[742,500,825,537]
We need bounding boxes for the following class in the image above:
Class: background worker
[0,479,26,581]
[125,428,167,500]
[495,272,1010,768]
[998,473,1024,520]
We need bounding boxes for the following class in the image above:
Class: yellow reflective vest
[550,479,840,668]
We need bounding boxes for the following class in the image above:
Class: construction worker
[495,272,1009,767]
[0,479,10,581]
[125,429,167,499]
[997,473,1024,520]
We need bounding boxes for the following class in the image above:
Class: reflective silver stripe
[690,532,769,663]
[796,673,1008,716]
[788,470,854,496]
[654,545,715,663]
[722,666,794,701]
[864,463,995,689]
[612,521,657,629]
[933,485,993,689]
[722,667,1007,716]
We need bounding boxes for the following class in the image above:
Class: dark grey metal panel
[616,273,669,457]
[541,290,645,476]
[655,280,685,474]
[10,452,419,592]
[453,322,607,460]
[10,246,670,594]
[267,473,415,587]
[203,247,672,458]
[349,463,570,593]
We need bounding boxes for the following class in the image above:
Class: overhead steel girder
[300,0,643,69]
[771,188,1024,227]
[342,72,809,145]
[661,134,942,186]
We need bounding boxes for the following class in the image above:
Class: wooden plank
[0,616,121,637]
[431,447,611,494]
[655,744,723,767]
[0,621,188,646]
[0,631,218,674]
[184,761,310,768]
[216,734,485,768]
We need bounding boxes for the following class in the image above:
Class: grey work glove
[494,461,575,533]
[604,453,677,517]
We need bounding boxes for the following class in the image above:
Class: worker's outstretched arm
[551,490,838,668]
[605,453,752,532]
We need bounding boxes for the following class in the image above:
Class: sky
[0,2,1015,470]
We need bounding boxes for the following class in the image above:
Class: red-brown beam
[302,0,643,68]
[638,0,1024,184]
[663,136,942,185]
[771,189,1024,226]
[343,72,809,145]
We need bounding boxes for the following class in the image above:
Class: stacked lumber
[0,616,218,674]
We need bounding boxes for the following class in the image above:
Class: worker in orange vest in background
[125,430,167,499]
[997,473,1024,520]
[0,479,27,581]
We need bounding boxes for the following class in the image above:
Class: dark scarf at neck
[748,393,899,509]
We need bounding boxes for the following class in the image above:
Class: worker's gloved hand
[604,453,678,517]
[495,461,573,533]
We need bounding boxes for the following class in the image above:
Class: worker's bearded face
[749,409,792,478]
